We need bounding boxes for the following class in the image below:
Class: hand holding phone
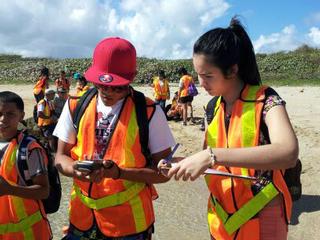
[73,160,104,173]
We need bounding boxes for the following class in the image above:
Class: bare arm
[0,174,49,200]
[167,105,299,181]
[55,139,171,183]
[213,105,298,169]
[55,139,77,177]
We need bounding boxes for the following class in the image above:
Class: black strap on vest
[72,87,98,132]
[16,134,35,186]
[132,90,153,167]
[205,96,219,125]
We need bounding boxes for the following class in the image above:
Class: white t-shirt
[158,79,164,87]
[53,94,175,157]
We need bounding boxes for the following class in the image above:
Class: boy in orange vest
[152,70,170,111]
[33,66,50,103]
[55,70,70,93]
[54,37,175,239]
[37,89,57,152]
[0,91,52,239]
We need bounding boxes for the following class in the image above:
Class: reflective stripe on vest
[180,75,192,97]
[37,99,53,126]
[0,211,42,235]
[209,182,279,235]
[73,183,146,210]
[0,135,45,239]
[154,78,168,100]
[69,94,156,236]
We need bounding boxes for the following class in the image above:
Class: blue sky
[0,0,319,59]
[212,0,320,38]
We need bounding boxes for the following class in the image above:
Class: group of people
[0,17,299,240]
[32,69,91,151]
[151,68,197,126]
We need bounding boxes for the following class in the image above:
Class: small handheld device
[158,143,180,170]
[74,160,104,173]
[164,143,180,163]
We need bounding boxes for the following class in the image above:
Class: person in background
[75,76,90,96]
[0,91,52,239]
[177,67,195,126]
[166,91,182,121]
[33,67,49,103]
[55,70,70,93]
[73,72,81,83]
[37,89,57,152]
[53,87,68,119]
[161,17,298,240]
[54,37,175,240]
[152,70,170,111]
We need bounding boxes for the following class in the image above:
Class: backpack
[17,133,62,214]
[205,96,302,201]
[188,82,198,97]
[71,87,155,167]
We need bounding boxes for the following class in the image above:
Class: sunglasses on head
[95,84,129,93]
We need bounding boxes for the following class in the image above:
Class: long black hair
[193,17,261,85]
[40,66,49,78]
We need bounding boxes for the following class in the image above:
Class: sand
[0,84,319,240]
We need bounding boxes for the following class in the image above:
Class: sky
[0,0,319,59]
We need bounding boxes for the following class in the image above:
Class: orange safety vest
[76,85,90,97]
[33,77,47,95]
[205,84,292,240]
[179,75,192,97]
[55,78,70,91]
[68,93,157,237]
[153,78,169,100]
[37,99,54,127]
[0,133,51,240]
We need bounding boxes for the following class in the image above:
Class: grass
[1,45,320,86]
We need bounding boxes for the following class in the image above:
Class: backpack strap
[16,133,37,186]
[206,96,220,125]
[132,89,154,167]
[72,87,98,132]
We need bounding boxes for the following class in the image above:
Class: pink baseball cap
[85,37,137,86]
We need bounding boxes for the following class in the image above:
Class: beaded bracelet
[207,147,216,168]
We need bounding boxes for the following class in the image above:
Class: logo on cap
[99,74,113,83]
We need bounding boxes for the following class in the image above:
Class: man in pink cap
[54,37,175,239]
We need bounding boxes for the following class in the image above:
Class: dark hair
[78,76,87,86]
[193,17,261,85]
[40,66,49,77]
[158,70,166,78]
[178,67,188,76]
[60,70,66,75]
[0,91,24,112]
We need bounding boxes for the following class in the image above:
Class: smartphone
[74,160,104,173]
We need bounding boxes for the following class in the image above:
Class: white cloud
[307,27,320,45]
[0,0,230,59]
[253,25,302,53]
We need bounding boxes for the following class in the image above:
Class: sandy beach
[1,84,319,240]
